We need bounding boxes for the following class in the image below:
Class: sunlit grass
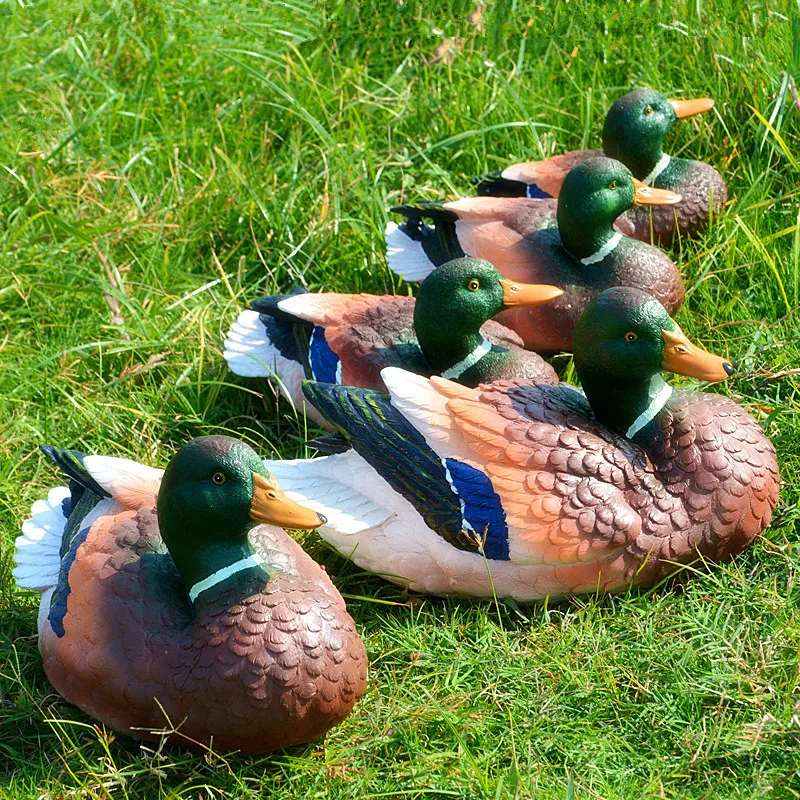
[1,0,799,797]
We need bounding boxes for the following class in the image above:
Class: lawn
[1,0,799,797]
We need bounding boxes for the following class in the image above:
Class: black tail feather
[247,287,311,372]
[471,172,529,198]
[389,202,465,268]
[249,286,309,324]
[40,445,111,500]
[390,201,459,223]
[39,445,110,557]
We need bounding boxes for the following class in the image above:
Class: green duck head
[413,257,563,374]
[602,88,715,179]
[157,436,324,594]
[556,156,681,261]
[573,287,733,438]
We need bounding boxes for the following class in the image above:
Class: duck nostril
[723,362,735,376]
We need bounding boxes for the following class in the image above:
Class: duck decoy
[386,157,684,354]
[13,436,368,754]
[264,288,779,601]
[472,89,724,243]
[223,258,563,427]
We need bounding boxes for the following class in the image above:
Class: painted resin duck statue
[386,157,684,354]
[472,89,725,243]
[265,289,779,601]
[224,258,563,426]
[13,436,367,754]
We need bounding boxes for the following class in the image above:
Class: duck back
[615,160,727,244]
[493,234,683,353]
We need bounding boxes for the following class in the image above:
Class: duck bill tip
[632,179,682,206]
[500,278,564,307]
[250,472,325,530]
[661,329,732,382]
[669,97,715,119]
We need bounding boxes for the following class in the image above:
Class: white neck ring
[626,384,673,440]
[188,553,266,603]
[641,153,671,187]
[441,338,493,380]
[580,231,623,266]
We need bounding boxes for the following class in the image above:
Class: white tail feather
[223,308,306,411]
[385,221,436,282]
[223,309,283,378]
[13,486,70,592]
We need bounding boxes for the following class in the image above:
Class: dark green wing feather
[302,381,491,555]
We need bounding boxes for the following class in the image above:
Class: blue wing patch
[303,382,511,561]
[443,458,509,560]
[526,183,552,199]
[309,326,341,384]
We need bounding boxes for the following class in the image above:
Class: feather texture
[267,369,779,600]
[13,486,71,592]
[20,446,367,754]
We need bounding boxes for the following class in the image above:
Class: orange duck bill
[661,328,734,382]
[669,97,715,119]
[250,473,326,529]
[632,179,682,206]
[500,279,564,307]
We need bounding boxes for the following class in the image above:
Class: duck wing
[378,369,657,576]
[301,381,510,558]
[276,293,423,388]
[476,149,601,198]
[437,197,558,277]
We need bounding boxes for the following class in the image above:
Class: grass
[0,0,799,797]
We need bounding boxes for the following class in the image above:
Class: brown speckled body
[495,151,727,244]
[298,293,558,387]
[454,219,685,354]
[616,160,727,244]
[464,379,780,591]
[40,509,367,754]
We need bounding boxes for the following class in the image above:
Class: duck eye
[608,181,618,191]
[624,332,639,343]
[467,279,480,291]
[212,471,226,485]
[643,105,653,116]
